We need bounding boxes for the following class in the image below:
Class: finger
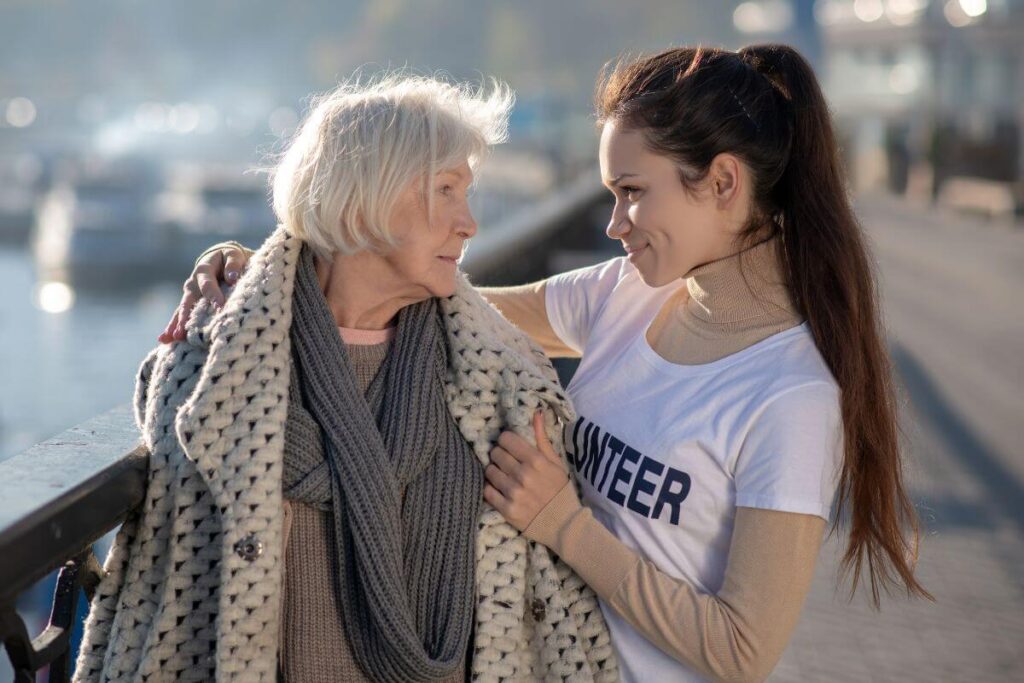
[483,483,507,511]
[195,248,224,276]
[171,289,190,340]
[497,431,533,462]
[193,274,224,311]
[196,273,225,309]
[159,310,180,344]
[484,463,517,497]
[193,256,226,307]
[194,248,225,296]
[159,310,178,342]
[532,410,559,463]
[175,290,200,340]
[223,248,248,284]
[489,447,521,477]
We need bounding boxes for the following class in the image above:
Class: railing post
[1,549,103,682]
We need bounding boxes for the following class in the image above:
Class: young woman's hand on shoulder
[158,242,252,343]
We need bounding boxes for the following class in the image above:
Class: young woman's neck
[683,235,797,325]
[647,236,802,365]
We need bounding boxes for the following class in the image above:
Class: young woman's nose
[606,202,631,240]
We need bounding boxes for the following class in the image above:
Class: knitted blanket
[72,226,619,682]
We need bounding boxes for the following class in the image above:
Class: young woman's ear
[708,153,743,207]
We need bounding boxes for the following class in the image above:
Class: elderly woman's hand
[158,242,251,343]
[484,411,571,531]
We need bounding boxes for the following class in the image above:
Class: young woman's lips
[624,244,647,260]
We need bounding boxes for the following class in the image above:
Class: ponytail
[598,44,932,607]
[739,45,932,606]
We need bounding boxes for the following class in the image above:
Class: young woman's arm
[527,489,823,683]
[486,414,827,683]
[161,244,580,358]
[478,283,580,358]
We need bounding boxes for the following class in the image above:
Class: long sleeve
[525,482,825,683]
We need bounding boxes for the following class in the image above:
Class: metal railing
[0,405,147,682]
[0,172,609,682]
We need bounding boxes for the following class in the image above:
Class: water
[0,247,182,461]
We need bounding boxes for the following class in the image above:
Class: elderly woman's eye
[439,184,454,196]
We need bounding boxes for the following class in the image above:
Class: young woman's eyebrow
[605,172,640,187]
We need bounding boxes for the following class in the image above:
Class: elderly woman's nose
[457,209,478,239]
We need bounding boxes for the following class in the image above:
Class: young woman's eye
[622,186,643,200]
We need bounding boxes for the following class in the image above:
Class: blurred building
[732,0,1022,215]
[815,0,1023,203]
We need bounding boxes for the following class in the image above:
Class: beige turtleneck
[482,237,827,682]
[646,236,801,364]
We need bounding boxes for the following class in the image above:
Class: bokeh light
[6,97,37,128]
[33,282,75,314]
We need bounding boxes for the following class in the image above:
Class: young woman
[166,45,930,683]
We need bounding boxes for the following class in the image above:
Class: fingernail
[226,271,239,283]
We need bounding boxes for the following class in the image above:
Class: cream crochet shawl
[72,227,619,682]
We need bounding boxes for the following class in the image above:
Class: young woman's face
[385,160,478,299]
[599,119,742,287]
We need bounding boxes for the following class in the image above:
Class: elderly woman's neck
[314,252,422,330]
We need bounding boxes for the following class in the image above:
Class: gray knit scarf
[282,245,482,682]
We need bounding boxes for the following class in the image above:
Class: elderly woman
[72,75,617,683]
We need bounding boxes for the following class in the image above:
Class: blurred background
[0,1,1021,681]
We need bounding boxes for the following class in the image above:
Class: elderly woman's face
[384,160,477,299]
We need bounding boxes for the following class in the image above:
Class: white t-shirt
[545,257,843,683]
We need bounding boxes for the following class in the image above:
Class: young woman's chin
[634,270,661,288]
[632,259,677,289]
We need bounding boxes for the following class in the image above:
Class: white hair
[271,72,514,256]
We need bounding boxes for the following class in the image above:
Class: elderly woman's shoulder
[445,274,561,383]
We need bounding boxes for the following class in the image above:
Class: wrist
[523,479,583,550]
[193,240,245,269]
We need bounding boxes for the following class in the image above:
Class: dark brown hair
[597,44,932,607]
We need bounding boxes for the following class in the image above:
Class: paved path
[769,195,1024,682]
